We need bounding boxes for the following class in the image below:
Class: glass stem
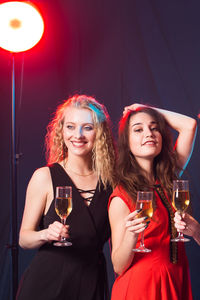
[140,231,145,248]
[177,211,184,239]
[61,218,66,241]
[178,232,184,238]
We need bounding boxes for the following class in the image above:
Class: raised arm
[19,167,68,249]
[152,107,197,171]
[108,197,146,275]
[124,103,197,172]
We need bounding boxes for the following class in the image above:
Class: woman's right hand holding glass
[43,221,70,243]
[125,209,149,236]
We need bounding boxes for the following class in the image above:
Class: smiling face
[62,106,96,158]
[128,112,162,165]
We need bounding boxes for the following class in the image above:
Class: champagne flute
[132,191,154,253]
[171,180,190,242]
[54,186,73,246]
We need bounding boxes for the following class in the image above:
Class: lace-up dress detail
[77,188,96,203]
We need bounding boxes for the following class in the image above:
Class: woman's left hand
[174,211,197,237]
[123,103,146,116]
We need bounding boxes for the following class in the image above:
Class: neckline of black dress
[55,163,98,207]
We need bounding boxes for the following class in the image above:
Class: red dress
[108,185,193,300]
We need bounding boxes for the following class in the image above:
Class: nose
[145,127,153,137]
[74,126,83,138]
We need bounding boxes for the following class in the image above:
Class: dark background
[0,0,200,299]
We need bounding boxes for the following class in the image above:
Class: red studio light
[0,1,44,53]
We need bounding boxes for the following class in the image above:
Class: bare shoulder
[109,196,130,218]
[21,167,53,233]
[27,166,52,192]
[109,196,128,209]
[31,166,51,182]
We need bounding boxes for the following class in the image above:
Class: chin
[143,151,161,159]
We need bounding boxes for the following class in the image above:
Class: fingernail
[145,224,149,229]
[136,209,142,213]
[146,220,150,225]
[144,216,148,220]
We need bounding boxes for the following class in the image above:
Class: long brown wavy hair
[45,94,116,188]
[116,107,181,202]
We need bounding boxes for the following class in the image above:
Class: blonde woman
[17,95,116,300]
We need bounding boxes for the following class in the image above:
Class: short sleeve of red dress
[108,185,135,212]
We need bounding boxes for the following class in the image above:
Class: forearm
[19,228,49,249]
[151,107,196,132]
[112,231,138,275]
[154,106,197,170]
[192,222,200,246]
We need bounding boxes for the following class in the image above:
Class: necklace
[63,161,94,177]
[66,168,94,177]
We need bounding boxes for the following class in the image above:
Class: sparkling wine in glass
[132,191,154,253]
[54,186,72,246]
[171,180,190,242]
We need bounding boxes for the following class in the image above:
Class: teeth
[72,142,85,146]
[144,142,155,145]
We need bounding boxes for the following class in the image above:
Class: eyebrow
[64,121,94,125]
[131,121,158,127]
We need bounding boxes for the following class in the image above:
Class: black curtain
[0,0,200,299]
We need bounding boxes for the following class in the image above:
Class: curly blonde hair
[45,94,116,188]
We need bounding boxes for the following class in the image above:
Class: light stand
[0,2,44,299]
[11,52,19,299]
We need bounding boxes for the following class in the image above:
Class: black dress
[17,163,112,300]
